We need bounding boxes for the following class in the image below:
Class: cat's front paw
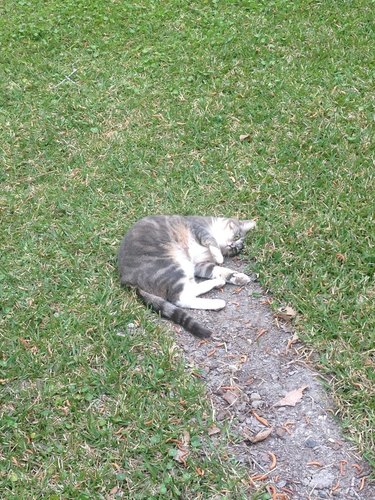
[228,272,251,286]
[225,239,244,257]
[209,245,224,264]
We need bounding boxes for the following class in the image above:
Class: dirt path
[171,258,373,499]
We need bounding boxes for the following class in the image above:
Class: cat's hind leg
[176,296,226,310]
[176,281,226,310]
[193,277,225,296]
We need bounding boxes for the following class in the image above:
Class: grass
[0,0,374,496]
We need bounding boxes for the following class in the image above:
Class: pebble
[216,410,229,421]
[251,400,263,409]
[309,470,335,490]
[305,437,319,449]
[275,427,287,438]
[276,480,287,488]
[250,392,261,400]
[237,402,247,412]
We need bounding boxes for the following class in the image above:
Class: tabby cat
[118,215,256,338]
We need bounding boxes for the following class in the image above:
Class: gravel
[166,257,374,499]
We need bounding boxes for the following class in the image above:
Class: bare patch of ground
[171,258,374,499]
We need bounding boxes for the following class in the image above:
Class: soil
[168,257,374,499]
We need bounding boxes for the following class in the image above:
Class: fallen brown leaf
[222,391,237,406]
[352,463,363,475]
[339,459,347,475]
[286,332,299,350]
[109,486,119,496]
[174,447,189,466]
[19,338,38,353]
[181,430,190,446]
[243,427,272,444]
[281,421,295,434]
[331,481,340,492]
[359,477,367,491]
[250,473,268,481]
[276,306,297,322]
[207,425,221,436]
[240,133,251,142]
[274,385,308,407]
[252,411,271,427]
[255,328,267,341]
[268,452,277,470]
[173,431,190,466]
[195,467,205,476]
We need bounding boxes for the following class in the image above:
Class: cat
[118,215,256,338]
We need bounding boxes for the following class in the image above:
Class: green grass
[1,0,374,496]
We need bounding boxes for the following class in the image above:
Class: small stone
[250,392,261,401]
[222,391,237,405]
[245,417,256,426]
[327,439,342,450]
[276,480,287,488]
[275,427,287,438]
[251,400,263,409]
[309,470,335,490]
[216,410,229,421]
[237,402,247,412]
[305,437,319,449]
[332,487,342,497]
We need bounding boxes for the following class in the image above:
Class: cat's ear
[240,220,257,234]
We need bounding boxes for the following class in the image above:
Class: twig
[54,68,78,88]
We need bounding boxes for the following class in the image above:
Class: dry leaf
[336,252,346,262]
[195,467,205,476]
[243,427,272,444]
[174,447,189,465]
[252,411,271,427]
[240,133,251,142]
[255,328,267,341]
[276,306,297,322]
[181,430,190,446]
[208,425,221,436]
[268,452,277,470]
[222,391,237,405]
[173,431,190,466]
[274,385,308,407]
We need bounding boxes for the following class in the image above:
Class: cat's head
[215,218,256,255]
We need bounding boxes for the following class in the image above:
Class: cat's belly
[188,239,212,264]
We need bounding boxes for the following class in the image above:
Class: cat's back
[118,215,190,284]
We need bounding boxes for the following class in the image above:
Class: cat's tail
[138,289,212,339]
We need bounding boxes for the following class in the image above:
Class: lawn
[1,0,374,497]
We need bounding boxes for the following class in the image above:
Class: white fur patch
[209,218,233,248]
[187,236,212,265]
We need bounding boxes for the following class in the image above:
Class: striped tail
[138,289,212,339]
